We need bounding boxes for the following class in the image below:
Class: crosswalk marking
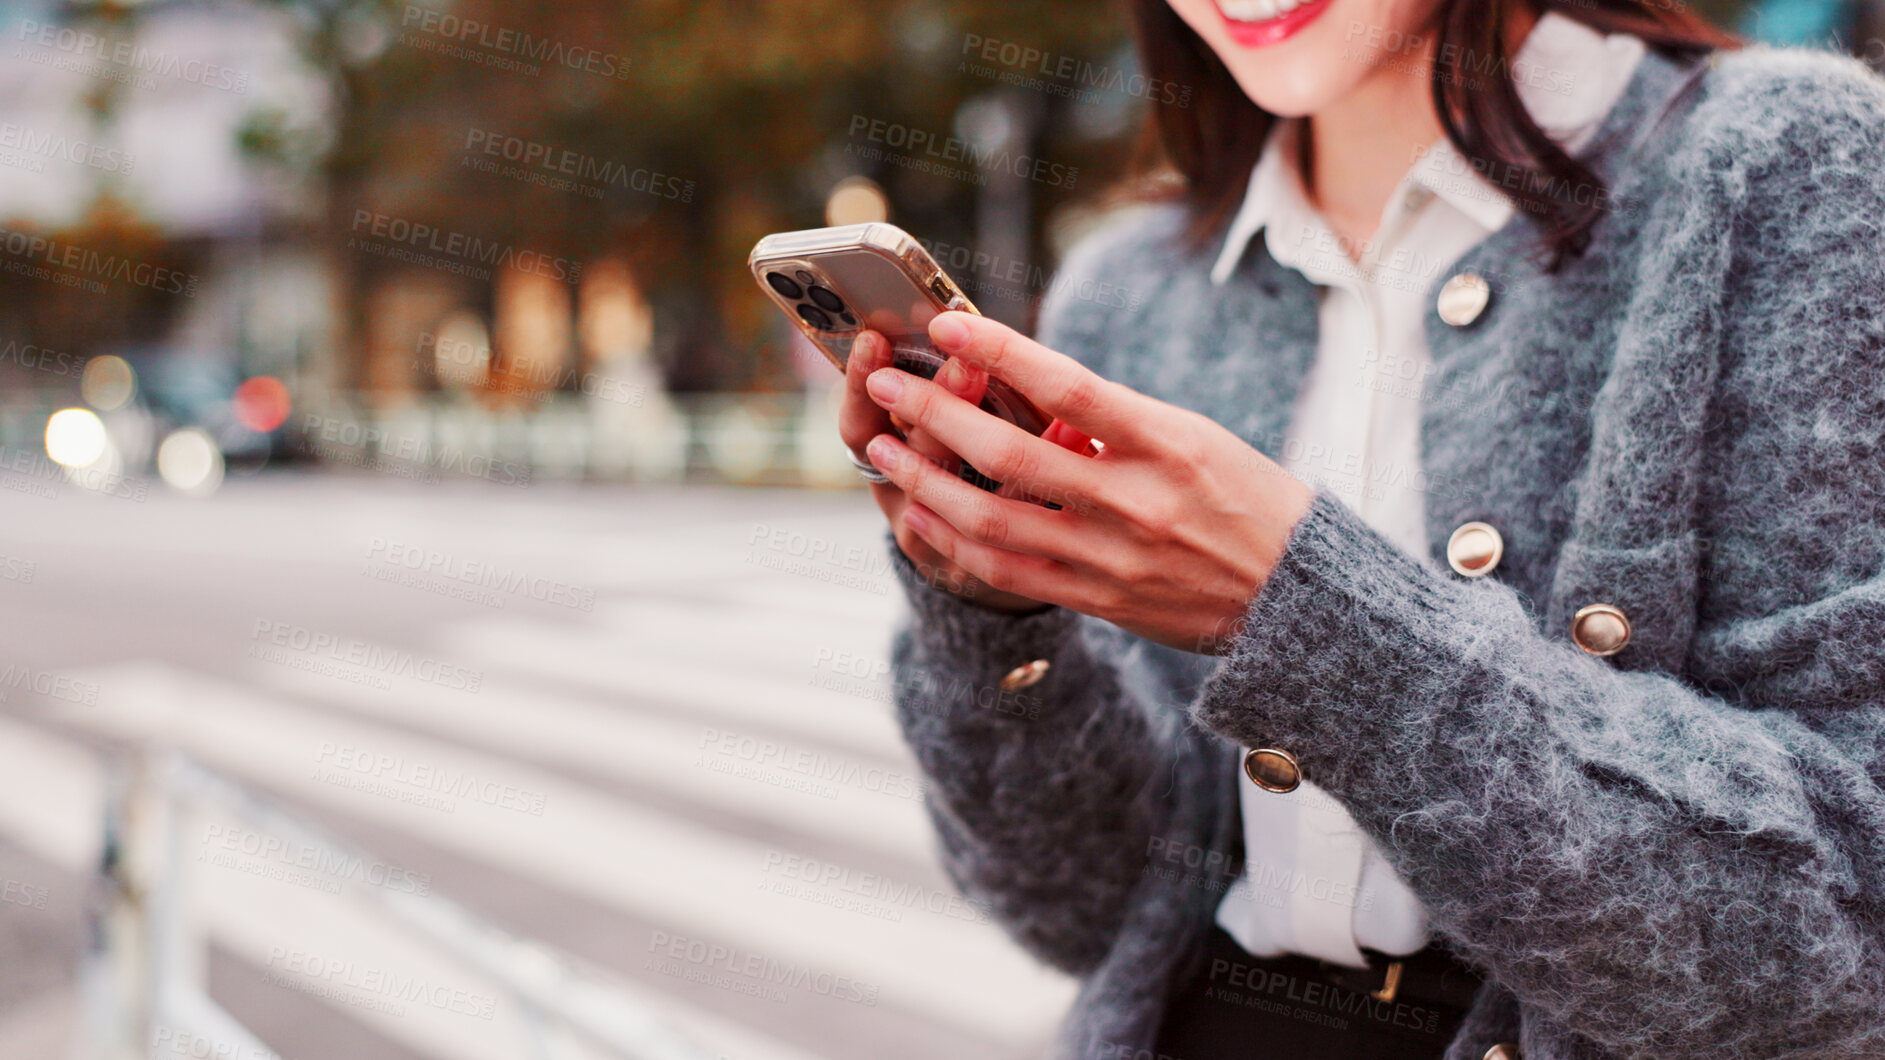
[60,661,1073,1040]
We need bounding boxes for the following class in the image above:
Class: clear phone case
[750,224,1053,491]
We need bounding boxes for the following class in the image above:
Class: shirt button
[1243,747,1302,793]
[999,659,1050,691]
[1446,521,1504,577]
[1437,272,1491,326]
[1401,186,1432,213]
[1570,604,1632,656]
[1482,1045,1521,1060]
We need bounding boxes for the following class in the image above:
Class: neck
[1303,7,1539,251]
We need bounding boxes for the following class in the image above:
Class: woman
[837,0,1885,1054]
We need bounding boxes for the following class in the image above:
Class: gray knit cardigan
[886,44,1885,1060]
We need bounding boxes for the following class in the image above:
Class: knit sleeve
[885,204,1226,976]
[1193,50,1885,1058]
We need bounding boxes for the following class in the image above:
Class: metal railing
[79,749,717,1060]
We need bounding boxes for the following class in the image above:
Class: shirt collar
[1210,12,1647,286]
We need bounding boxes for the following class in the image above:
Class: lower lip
[1217,0,1334,47]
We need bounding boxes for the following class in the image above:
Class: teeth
[1219,0,1283,21]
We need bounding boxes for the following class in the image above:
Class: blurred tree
[248,0,1134,394]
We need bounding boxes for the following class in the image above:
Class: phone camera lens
[795,269,816,285]
[840,310,856,326]
[806,285,845,313]
[796,303,835,330]
[766,272,803,299]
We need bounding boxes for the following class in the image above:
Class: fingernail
[866,369,905,402]
[866,435,896,470]
[903,506,929,533]
[930,313,969,352]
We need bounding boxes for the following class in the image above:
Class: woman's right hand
[839,329,1065,615]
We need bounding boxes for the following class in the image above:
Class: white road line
[64,662,1074,1040]
[246,661,937,866]
[0,715,827,1060]
[439,622,909,762]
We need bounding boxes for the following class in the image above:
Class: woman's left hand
[863,311,1315,654]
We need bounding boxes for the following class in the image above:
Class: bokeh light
[824,176,890,227]
[45,408,109,468]
[233,376,293,432]
[81,355,138,411]
[431,311,491,391]
[156,428,224,496]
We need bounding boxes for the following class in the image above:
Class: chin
[1167,0,1412,115]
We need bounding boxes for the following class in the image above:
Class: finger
[865,433,1074,559]
[839,330,895,454]
[901,501,1082,606]
[928,311,1153,449]
[865,365,1102,502]
[937,356,989,405]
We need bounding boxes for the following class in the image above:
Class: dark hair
[1128,0,1739,267]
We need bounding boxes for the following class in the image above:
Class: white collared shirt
[1211,13,1647,968]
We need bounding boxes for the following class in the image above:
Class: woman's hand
[838,328,1076,614]
[860,311,1315,654]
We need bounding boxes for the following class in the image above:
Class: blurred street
[0,474,1073,1059]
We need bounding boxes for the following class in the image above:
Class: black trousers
[1151,926,1483,1059]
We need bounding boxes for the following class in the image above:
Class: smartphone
[749,223,1051,490]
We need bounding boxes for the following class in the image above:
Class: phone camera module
[806,285,846,314]
[765,272,803,300]
[796,303,836,331]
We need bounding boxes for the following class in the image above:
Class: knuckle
[991,442,1041,490]
[1059,374,1105,420]
[977,556,1016,593]
[966,500,1011,546]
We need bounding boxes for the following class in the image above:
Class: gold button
[1243,748,1301,794]
[1446,521,1503,577]
[999,659,1050,691]
[1570,604,1632,656]
[1437,272,1491,326]
[1482,1044,1521,1060]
